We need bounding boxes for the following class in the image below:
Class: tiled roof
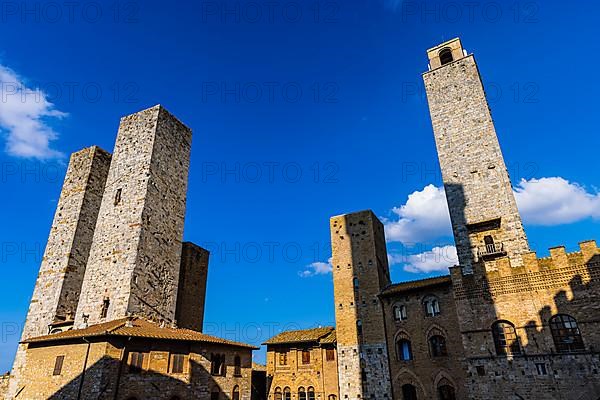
[380,275,452,297]
[24,318,258,349]
[263,327,335,345]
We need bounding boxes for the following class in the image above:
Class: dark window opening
[438,385,456,400]
[210,353,226,376]
[492,321,521,355]
[424,296,440,317]
[274,388,282,400]
[429,335,448,357]
[100,298,110,319]
[550,314,585,353]
[128,352,144,373]
[52,355,65,376]
[234,355,241,376]
[211,390,220,400]
[439,48,454,65]
[170,353,185,374]
[396,339,413,361]
[326,348,335,361]
[279,351,288,365]
[476,366,485,376]
[232,385,240,400]
[357,320,363,336]
[302,350,311,364]
[308,387,315,400]
[284,387,291,400]
[114,188,122,206]
[402,384,417,400]
[536,363,548,375]
[298,387,306,400]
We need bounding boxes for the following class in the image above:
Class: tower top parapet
[426,37,468,70]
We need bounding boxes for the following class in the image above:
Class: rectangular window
[114,188,122,206]
[326,349,335,361]
[279,352,288,365]
[171,353,186,374]
[100,298,109,319]
[536,363,548,376]
[476,366,485,376]
[302,350,311,364]
[53,355,65,376]
[129,352,144,373]
[210,354,225,376]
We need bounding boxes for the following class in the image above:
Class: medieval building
[5,105,258,400]
[265,39,600,400]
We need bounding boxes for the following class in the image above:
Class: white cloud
[0,64,65,159]
[514,177,600,225]
[299,258,333,278]
[389,245,458,274]
[383,184,452,244]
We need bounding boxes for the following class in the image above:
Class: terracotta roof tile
[24,318,258,349]
[380,275,452,297]
[263,327,335,345]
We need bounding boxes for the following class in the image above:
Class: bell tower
[423,38,529,273]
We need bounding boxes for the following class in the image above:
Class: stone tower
[330,210,393,400]
[423,38,529,273]
[74,105,192,327]
[175,242,210,332]
[7,146,111,398]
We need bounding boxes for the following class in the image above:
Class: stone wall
[75,105,192,327]
[17,338,253,399]
[452,240,600,399]
[266,345,339,398]
[330,210,393,399]
[6,146,111,399]
[423,38,529,272]
[381,279,467,399]
[176,242,209,332]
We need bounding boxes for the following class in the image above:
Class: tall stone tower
[7,146,111,398]
[75,105,192,327]
[423,38,529,273]
[330,210,393,400]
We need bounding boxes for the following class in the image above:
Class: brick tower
[330,210,393,400]
[423,38,529,273]
[7,146,111,398]
[74,105,192,327]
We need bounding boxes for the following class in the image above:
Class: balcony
[477,242,506,260]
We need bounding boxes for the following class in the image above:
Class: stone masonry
[330,210,393,400]
[423,38,529,273]
[75,105,192,327]
[6,146,111,399]
[176,242,210,332]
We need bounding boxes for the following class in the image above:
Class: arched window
[394,304,407,321]
[402,384,418,400]
[232,386,240,400]
[439,48,453,65]
[298,387,306,400]
[308,387,316,400]
[438,384,456,400]
[353,277,359,289]
[328,396,337,400]
[429,335,447,357]
[357,320,363,336]
[284,387,291,400]
[234,355,241,376]
[396,338,413,361]
[423,295,440,317]
[492,321,521,355]
[549,314,585,353]
[274,387,282,400]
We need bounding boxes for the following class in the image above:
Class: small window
[429,335,448,357]
[394,305,407,321]
[170,353,185,374]
[234,355,242,376]
[129,352,144,373]
[396,339,413,361]
[274,387,282,400]
[439,48,454,65]
[298,387,306,400]
[326,348,335,361]
[535,363,548,375]
[357,320,363,336]
[114,188,122,206]
[308,387,315,400]
[210,353,226,376]
[279,351,288,365]
[476,365,485,376]
[353,277,359,289]
[284,387,291,400]
[52,355,65,376]
[100,297,110,319]
[492,321,521,355]
[328,396,337,400]
[438,384,456,400]
[232,385,240,400]
[549,314,585,353]
[211,390,220,400]
[424,296,440,317]
[302,350,311,364]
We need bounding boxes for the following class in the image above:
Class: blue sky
[0,0,599,370]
